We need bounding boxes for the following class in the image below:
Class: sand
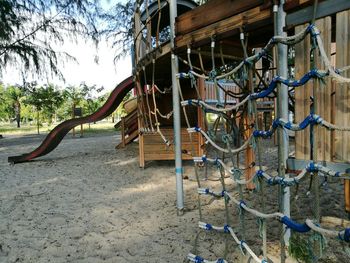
[0,131,349,262]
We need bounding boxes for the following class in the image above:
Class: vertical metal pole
[276,0,290,247]
[170,0,184,214]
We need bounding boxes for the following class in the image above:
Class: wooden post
[294,24,311,159]
[121,117,126,148]
[314,17,332,162]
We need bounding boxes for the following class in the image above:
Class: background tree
[4,86,25,127]
[24,83,64,134]
[0,0,102,80]
[101,0,135,62]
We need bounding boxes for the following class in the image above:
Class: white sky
[1,0,132,94]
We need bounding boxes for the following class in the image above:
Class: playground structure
[133,0,350,262]
[6,0,350,261]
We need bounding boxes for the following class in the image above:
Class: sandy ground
[0,132,349,262]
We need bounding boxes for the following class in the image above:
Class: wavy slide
[8,76,135,164]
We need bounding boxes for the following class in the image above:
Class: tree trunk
[37,110,40,134]
[14,101,21,128]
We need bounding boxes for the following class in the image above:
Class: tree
[24,83,64,134]
[0,0,102,79]
[4,86,25,127]
[101,0,135,62]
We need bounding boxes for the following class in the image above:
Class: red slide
[8,76,134,164]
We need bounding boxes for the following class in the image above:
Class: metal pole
[169,0,184,214]
[276,0,290,247]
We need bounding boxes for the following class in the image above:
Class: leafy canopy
[0,0,103,79]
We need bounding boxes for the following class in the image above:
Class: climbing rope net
[175,23,350,263]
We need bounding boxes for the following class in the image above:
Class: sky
[1,0,132,94]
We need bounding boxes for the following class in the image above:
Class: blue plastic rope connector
[178,72,187,79]
[261,260,268,263]
[201,155,207,162]
[313,115,323,124]
[299,115,311,130]
[239,200,246,209]
[338,228,350,242]
[209,70,217,80]
[188,99,192,105]
[223,224,230,233]
[307,162,318,173]
[267,178,274,185]
[279,177,285,186]
[205,188,210,194]
[280,216,311,233]
[256,170,264,178]
[205,223,213,230]
[217,259,225,263]
[240,240,246,250]
[214,157,219,166]
[306,24,315,33]
[194,255,204,263]
[194,126,201,132]
[335,172,340,177]
[253,130,260,137]
[272,119,280,129]
[221,190,225,197]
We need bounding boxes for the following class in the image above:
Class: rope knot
[205,223,213,230]
[223,224,230,233]
[194,126,201,132]
[256,170,264,178]
[239,200,246,209]
[338,228,350,242]
[209,70,217,80]
[194,255,204,263]
[239,240,246,254]
[307,162,318,173]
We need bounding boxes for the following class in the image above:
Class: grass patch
[0,121,118,136]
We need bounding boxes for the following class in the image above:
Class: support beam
[276,1,290,248]
[170,0,184,215]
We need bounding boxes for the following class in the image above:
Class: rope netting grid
[175,21,350,263]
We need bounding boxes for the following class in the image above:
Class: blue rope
[223,224,230,233]
[194,255,204,263]
[205,223,213,230]
[256,170,264,178]
[338,228,350,242]
[280,216,311,233]
[307,162,317,173]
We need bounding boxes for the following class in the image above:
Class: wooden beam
[176,0,265,36]
[286,0,350,28]
[175,6,272,49]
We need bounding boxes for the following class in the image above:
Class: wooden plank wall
[294,15,349,163]
[335,11,350,162]
[294,24,311,160]
[314,17,332,162]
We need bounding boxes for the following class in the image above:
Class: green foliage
[289,232,326,263]
[0,0,102,79]
[101,0,135,62]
